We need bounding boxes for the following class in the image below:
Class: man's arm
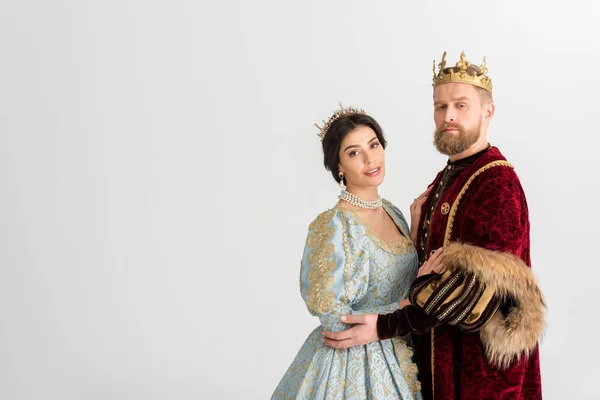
[324,167,544,359]
[323,248,447,348]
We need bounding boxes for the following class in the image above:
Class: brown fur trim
[444,242,546,369]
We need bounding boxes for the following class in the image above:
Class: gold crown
[432,51,493,92]
[315,103,366,141]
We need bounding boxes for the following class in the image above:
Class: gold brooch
[441,202,450,215]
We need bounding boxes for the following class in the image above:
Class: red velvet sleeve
[456,166,530,261]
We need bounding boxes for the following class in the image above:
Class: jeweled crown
[433,51,493,92]
[315,103,366,141]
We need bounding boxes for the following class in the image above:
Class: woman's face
[338,125,385,190]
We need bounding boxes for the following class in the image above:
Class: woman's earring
[338,172,346,190]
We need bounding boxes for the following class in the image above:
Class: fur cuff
[444,242,546,369]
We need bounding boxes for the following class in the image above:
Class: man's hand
[322,314,379,349]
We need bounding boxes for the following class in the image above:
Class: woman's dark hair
[321,113,387,185]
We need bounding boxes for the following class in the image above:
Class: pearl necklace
[338,190,382,209]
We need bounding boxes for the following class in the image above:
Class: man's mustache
[440,123,464,131]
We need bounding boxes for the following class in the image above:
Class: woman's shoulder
[307,201,362,231]
[307,205,343,231]
[382,199,409,227]
[382,198,397,208]
[382,199,404,215]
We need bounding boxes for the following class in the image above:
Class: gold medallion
[441,202,450,215]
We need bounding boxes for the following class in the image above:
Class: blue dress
[272,200,422,399]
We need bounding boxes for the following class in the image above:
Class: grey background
[1,0,598,399]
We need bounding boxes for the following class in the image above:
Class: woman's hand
[417,247,446,277]
[410,186,432,243]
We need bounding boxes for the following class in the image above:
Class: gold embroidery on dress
[393,338,422,397]
[305,210,337,314]
[335,203,415,255]
[339,210,352,303]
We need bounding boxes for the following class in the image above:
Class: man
[322,51,545,399]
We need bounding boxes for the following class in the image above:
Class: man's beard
[433,119,482,156]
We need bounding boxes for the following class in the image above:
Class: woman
[272,105,442,399]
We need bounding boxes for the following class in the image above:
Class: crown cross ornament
[315,102,366,141]
[432,51,493,92]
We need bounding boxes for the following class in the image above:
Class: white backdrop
[1,0,599,399]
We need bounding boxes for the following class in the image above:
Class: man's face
[433,83,487,156]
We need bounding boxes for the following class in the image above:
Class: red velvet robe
[414,146,542,399]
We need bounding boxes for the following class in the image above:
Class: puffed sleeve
[300,209,400,332]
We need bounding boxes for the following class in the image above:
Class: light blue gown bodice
[272,200,422,400]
